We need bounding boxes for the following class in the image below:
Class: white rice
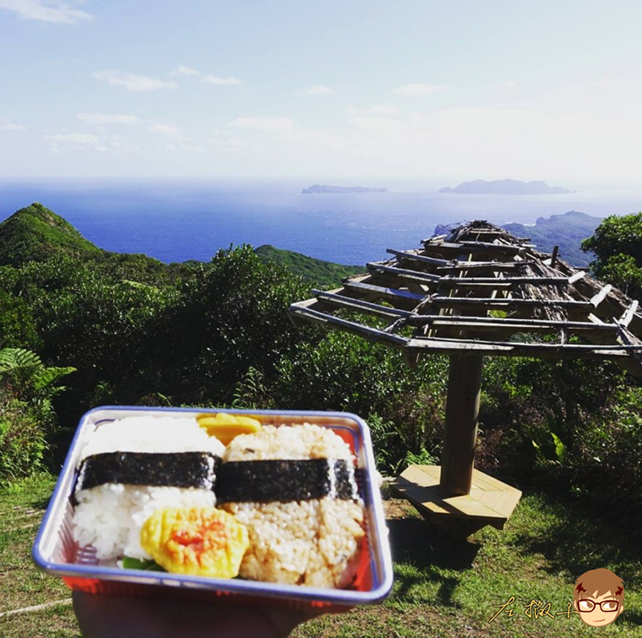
[79,416,224,460]
[74,485,216,560]
[73,415,224,561]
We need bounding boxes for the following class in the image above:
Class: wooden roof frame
[288,220,642,530]
[289,220,642,374]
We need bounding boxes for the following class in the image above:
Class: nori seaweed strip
[217,459,359,503]
[74,452,221,496]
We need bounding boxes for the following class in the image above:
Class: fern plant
[0,347,41,371]
[0,348,75,482]
[0,347,75,403]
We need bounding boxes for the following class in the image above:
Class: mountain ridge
[0,202,102,266]
[440,179,573,195]
[502,211,601,266]
[301,184,387,194]
[434,211,602,267]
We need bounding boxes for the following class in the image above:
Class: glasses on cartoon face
[578,599,620,613]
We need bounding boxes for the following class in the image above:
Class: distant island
[433,211,602,267]
[302,184,388,194]
[502,211,602,266]
[439,179,574,195]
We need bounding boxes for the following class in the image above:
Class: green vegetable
[122,556,165,571]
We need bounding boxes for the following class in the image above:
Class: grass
[1,474,640,637]
[0,473,79,637]
[295,486,642,638]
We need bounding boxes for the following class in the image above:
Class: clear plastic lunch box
[32,406,394,612]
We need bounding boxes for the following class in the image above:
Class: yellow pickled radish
[196,412,262,445]
[140,506,249,578]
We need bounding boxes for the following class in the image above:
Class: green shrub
[570,386,642,514]
[0,399,47,482]
[478,354,642,519]
[233,330,448,474]
[128,245,313,405]
[0,290,41,350]
[368,412,437,476]
[0,348,74,481]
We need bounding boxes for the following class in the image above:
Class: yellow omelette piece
[196,412,262,445]
[140,507,249,578]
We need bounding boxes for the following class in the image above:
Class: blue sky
[1,0,641,183]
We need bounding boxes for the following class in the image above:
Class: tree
[582,213,642,298]
[127,245,314,405]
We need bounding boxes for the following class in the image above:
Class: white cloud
[147,124,181,137]
[167,142,204,153]
[44,132,107,153]
[298,85,334,96]
[0,119,27,131]
[230,116,296,133]
[347,104,400,115]
[172,65,201,77]
[225,137,247,150]
[44,131,145,155]
[392,83,449,97]
[332,105,642,181]
[107,135,143,154]
[202,75,243,86]
[77,113,140,125]
[93,71,178,92]
[229,116,345,150]
[209,130,249,151]
[0,0,92,24]
[46,133,101,145]
[223,105,642,182]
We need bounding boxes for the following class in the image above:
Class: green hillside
[0,203,191,285]
[255,244,363,287]
[503,211,603,267]
[0,203,102,266]
[0,205,364,288]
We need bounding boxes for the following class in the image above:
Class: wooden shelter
[289,221,642,536]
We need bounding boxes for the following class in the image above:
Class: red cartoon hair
[574,569,624,603]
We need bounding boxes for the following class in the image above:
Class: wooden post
[440,353,484,495]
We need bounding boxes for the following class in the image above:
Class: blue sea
[1,179,641,266]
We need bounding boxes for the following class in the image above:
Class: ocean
[1,179,640,266]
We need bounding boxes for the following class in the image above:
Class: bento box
[32,406,393,612]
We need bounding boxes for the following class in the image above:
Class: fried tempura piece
[141,506,249,578]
